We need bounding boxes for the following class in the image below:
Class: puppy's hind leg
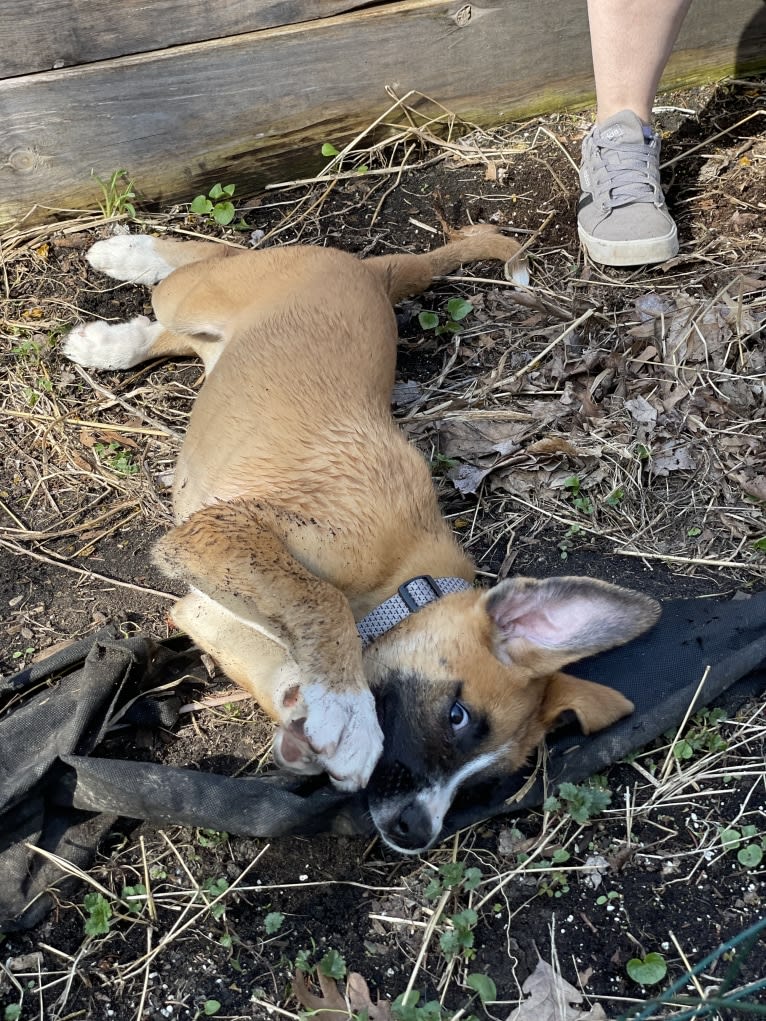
[87,234,243,285]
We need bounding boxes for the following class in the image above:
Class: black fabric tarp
[2,590,765,932]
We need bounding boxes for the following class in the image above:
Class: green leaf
[222,183,236,197]
[121,884,147,913]
[83,892,112,936]
[463,866,482,891]
[203,1000,221,1015]
[754,536,766,552]
[190,195,213,214]
[321,142,340,157]
[424,877,443,900]
[318,948,346,980]
[720,827,742,850]
[446,297,473,321]
[672,739,694,760]
[209,182,225,199]
[626,952,667,986]
[439,929,462,957]
[5,1005,22,1021]
[264,911,285,934]
[466,973,496,1004]
[563,475,581,493]
[418,311,439,331]
[212,201,236,226]
[356,164,369,174]
[439,862,465,888]
[737,844,763,868]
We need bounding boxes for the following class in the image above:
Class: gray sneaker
[577,110,679,266]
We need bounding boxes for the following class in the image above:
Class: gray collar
[356,574,473,648]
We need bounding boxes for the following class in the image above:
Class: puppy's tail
[367,223,529,305]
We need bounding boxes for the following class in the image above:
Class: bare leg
[587,0,693,124]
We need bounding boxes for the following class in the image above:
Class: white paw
[62,316,163,369]
[87,235,174,284]
[274,685,383,792]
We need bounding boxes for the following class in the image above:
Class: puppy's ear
[479,576,660,671]
[540,672,634,735]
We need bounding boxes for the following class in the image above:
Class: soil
[1,79,765,1021]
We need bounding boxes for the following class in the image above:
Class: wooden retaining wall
[1,0,764,223]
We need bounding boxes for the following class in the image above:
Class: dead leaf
[484,159,498,181]
[650,441,697,476]
[526,437,579,459]
[624,395,658,428]
[506,958,611,1021]
[438,418,530,460]
[448,462,493,495]
[732,472,766,503]
[292,970,392,1020]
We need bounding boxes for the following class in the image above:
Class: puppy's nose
[388,801,434,852]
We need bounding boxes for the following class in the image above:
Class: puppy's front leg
[154,500,382,790]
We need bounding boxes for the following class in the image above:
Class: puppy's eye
[449,701,470,732]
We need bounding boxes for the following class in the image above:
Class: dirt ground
[1,79,765,1020]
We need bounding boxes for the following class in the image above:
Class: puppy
[64,226,660,853]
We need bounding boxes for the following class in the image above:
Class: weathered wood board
[1,0,764,224]
[0,0,377,77]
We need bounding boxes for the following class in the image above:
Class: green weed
[83,892,112,937]
[93,441,139,476]
[669,706,728,762]
[544,780,612,824]
[92,169,137,218]
[626,951,667,986]
[562,475,594,515]
[720,825,765,868]
[190,183,237,226]
[418,297,474,336]
[264,911,285,935]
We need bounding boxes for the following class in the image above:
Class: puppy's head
[363,576,660,854]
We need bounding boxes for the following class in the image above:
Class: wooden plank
[0,0,379,78]
[1,0,764,224]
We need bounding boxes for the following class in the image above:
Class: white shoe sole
[578,223,679,267]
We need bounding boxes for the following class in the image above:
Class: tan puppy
[64,226,659,853]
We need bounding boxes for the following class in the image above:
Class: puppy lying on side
[64,225,659,853]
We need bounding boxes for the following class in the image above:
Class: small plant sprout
[318,949,347,980]
[544,780,612,824]
[321,141,368,173]
[264,911,285,935]
[418,297,474,336]
[190,183,237,226]
[563,475,594,515]
[92,168,137,218]
[626,951,667,986]
[93,441,139,476]
[83,892,112,937]
[720,825,765,868]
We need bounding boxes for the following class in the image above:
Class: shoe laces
[590,130,661,210]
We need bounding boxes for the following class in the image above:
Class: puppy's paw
[62,316,163,369]
[274,684,383,792]
[87,235,174,284]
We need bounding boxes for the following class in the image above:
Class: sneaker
[577,110,679,266]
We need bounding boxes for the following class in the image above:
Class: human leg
[578,0,693,266]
